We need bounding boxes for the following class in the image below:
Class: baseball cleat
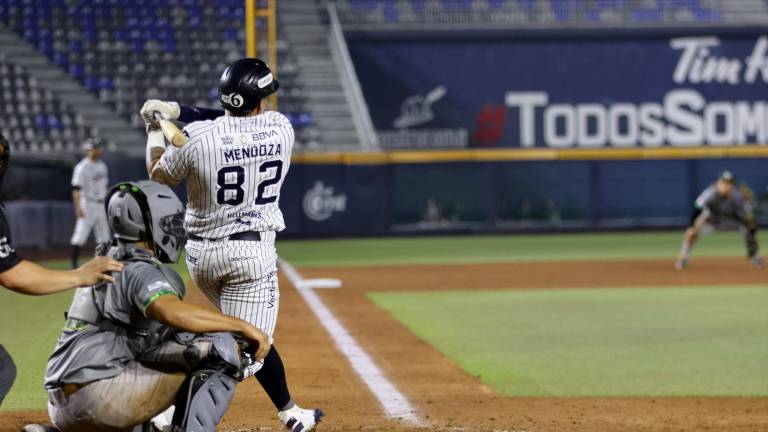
[751,255,765,269]
[278,405,324,432]
[21,425,59,432]
[675,258,688,270]
[150,405,175,432]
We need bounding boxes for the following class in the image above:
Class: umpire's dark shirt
[0,203,20,404]
[0,203,20,273]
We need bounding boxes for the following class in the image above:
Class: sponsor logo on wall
[505,36,768,148]
[378,86,469,149]
[303,182,347,222]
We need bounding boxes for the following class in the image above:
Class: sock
[679,241,690,260]
[254,345,292,411]
[71,245,81,269]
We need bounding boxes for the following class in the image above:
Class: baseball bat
[157,117,187,148]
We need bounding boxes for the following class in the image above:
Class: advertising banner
[348,33,768,149]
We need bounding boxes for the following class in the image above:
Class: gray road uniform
[0,202,21,405]
[70,158,110,246]
[695,185,752,226]
[45,247,242,432]
[693,185,759,257]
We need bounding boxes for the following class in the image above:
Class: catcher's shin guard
[171,369,237,432]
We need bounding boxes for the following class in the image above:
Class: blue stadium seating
[0,58,98,154]
[1,0,312,146]
[337,0,727,24]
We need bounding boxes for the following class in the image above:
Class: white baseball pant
[47,361,184,432]
[70,200,110,246]
[184,231,280,343]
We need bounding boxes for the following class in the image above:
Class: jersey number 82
[216,161,283,206]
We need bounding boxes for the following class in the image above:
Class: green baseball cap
[719,170,734,183]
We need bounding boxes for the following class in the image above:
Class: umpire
[0,132,123,406]
[676,170,764,270]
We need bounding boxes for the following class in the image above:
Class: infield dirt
[2,257,766,432]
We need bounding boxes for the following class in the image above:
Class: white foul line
[279,259,423,426]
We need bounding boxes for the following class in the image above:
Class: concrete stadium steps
[278,0,361,149]
[0,29,144,155]
[721,0,768,23]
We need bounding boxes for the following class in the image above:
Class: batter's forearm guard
[178,106,225,123]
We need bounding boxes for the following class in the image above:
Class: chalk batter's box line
[278,259,424,426]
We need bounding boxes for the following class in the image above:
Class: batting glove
[139,100,160,132]
[141,99,181,121]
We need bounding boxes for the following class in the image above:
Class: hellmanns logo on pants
[303,182,347,222]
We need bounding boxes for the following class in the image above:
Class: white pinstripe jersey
[157,111,294,239]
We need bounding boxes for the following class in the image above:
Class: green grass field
[276,231,750,267]
[0,259,192,411]
[370,286,768,397]
[0,231,763,410]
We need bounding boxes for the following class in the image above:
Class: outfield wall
[7,150,767,246]
[279,150,768,236]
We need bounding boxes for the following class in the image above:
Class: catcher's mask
[105,180,186,263]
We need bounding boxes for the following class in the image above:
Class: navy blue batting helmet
[218,58,279,114]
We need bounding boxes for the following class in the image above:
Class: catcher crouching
[39,181,270,432]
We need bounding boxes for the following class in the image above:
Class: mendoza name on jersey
[222,131,281,163]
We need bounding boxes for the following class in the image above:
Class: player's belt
[58,381,91,397]
[188,231,261,242]
[85,198,105,203]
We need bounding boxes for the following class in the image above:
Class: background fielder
[677,170,764,270]
[142,58,322,432]
[70,138,110,269]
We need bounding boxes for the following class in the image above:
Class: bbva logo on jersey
[303,181,347,222]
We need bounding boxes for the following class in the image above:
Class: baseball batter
[676,170,764,269]
[39,181,271,432]
[141,58,322,432]
[70,138,110,269]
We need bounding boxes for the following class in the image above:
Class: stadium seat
[337,0,733,25]
[0,60,103,155]
[0,0,314,149]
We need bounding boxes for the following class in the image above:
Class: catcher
[676,171,764,270]
[40,181,270,432]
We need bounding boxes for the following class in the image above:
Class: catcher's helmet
[105,181,186,263]
[218,58,279,114]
